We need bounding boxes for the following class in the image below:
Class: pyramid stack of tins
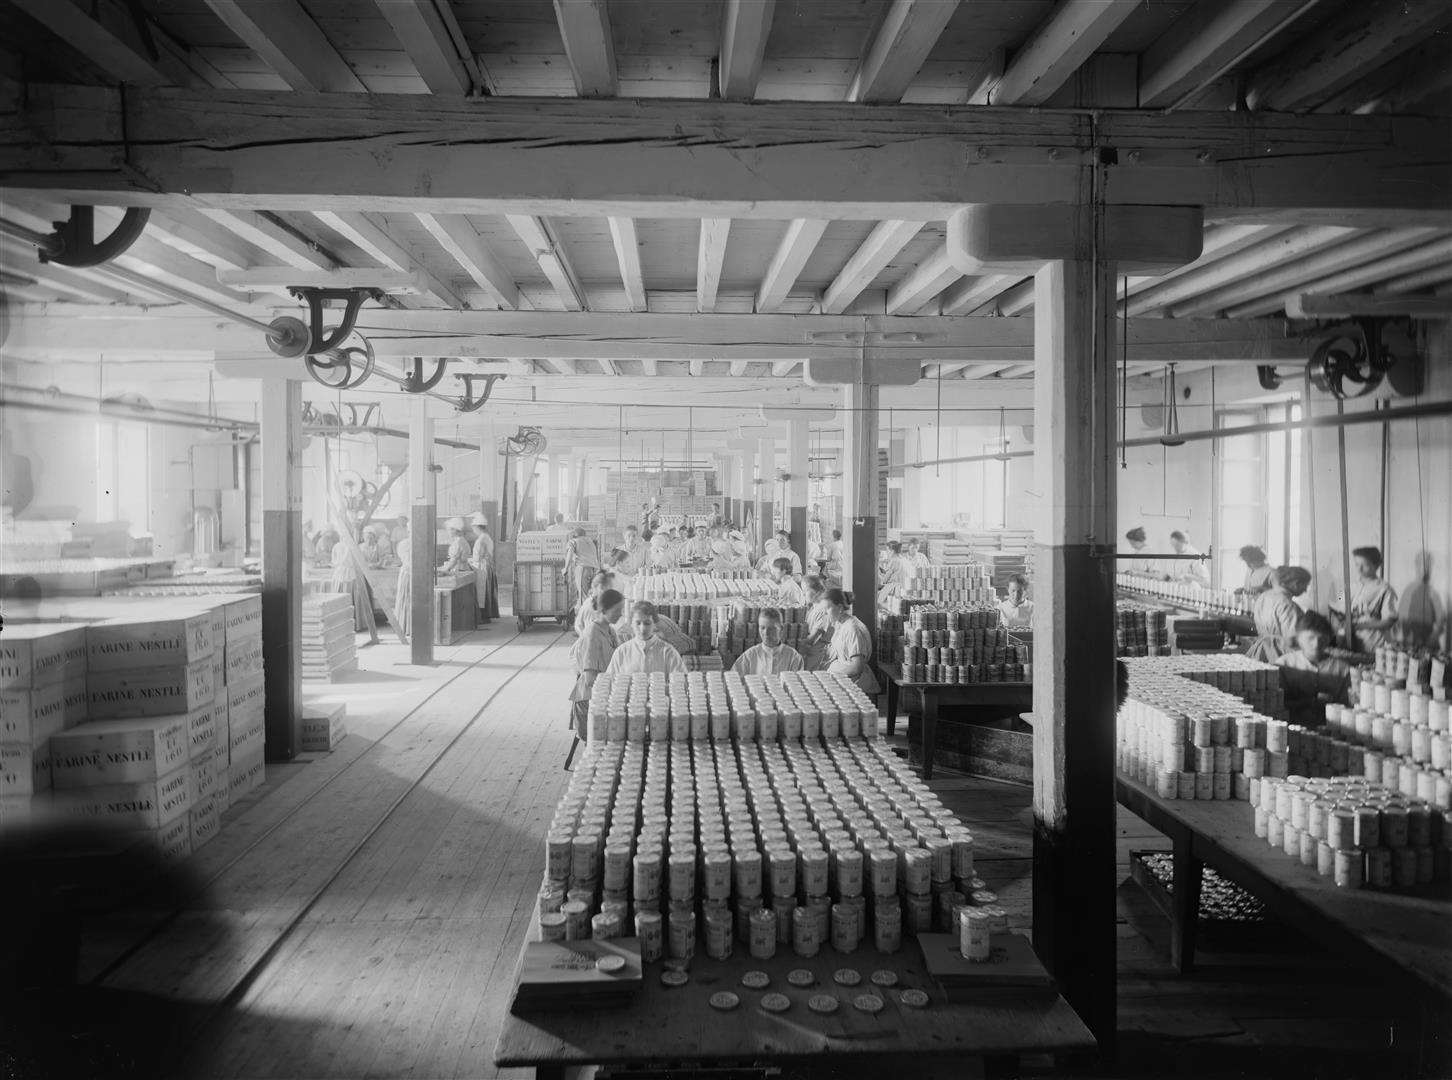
[1125,654,1286,721]
[633,574,776,603]
[301,593,358,681]
[879,606,1028,685]
[1118,665,1288,805]
[540,705,995,958]
[0,624,88,819]
[899,563,997,605]
[1363,646,1451,702]
[1250,776,1450,889]
[714,603,809,666]
[1116,602,1170,657]
[1321,692,1451,811]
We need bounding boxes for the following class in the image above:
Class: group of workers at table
[564,524,1043,737]
[1124,525,1406,726]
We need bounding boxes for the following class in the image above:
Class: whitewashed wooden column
[544,453,558,526]
[1032,258,1118,1048]
[756,434,776,555]
[842,382,880,632]
[410,397,436,665]
[478,424,500,532]
[260,377,302,760]
[788,419,810,575]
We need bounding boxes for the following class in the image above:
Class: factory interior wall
[2,408,97,523]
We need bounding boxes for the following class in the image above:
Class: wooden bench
[494,931,1095,1079]
[880,660,1033,780]
[1115,772,1452,1004]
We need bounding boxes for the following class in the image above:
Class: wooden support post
[260,377,302,762]
[1031,258,1117,1055]
[544,453,557,527]
[788,419,810,575]
[842,382,880,635]
[410,397,436,665]
[478,424,500,531]
[757,435,776,554]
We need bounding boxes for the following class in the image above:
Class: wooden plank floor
[40,627,1437,1080]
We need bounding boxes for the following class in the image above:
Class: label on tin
[741,970,770,989]
[709,991,740,1011]
[900,988,930,1008]
[760,993,791,1013]
[853,994,884,1014]
[870,970,899,987]
[808,994,839,1014]
[787,969,815,987]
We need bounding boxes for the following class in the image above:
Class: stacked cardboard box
[302,593,358,681]
[0,624,89,821]
[301,702,348,752]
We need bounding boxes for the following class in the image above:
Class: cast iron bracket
[40,205,151,268]
[287,286,380,354]
[452,373,504,413]
[400,356,448,394]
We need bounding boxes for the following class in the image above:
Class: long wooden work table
[879,661,1034,780]
[1116,773,1452,1005]
[494,930,1095,1079]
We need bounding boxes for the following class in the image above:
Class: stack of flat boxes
[192,594,266,833]
[0,624,89,821]
[50,607,218,859]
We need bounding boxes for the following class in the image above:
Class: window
[1213,401,1303,590]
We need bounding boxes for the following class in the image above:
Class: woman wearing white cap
[441,517,470,573]
[469,513,498,624]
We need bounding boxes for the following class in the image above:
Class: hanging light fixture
[1160,363,1185,447]
[993,405,1012,461]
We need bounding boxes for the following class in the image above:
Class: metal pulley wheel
[267,315,311,359]
[305,336,376,390]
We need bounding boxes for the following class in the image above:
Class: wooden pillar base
[261,507,301,762]
[790,504,808,575]
[851,514,877,640]
[1031,541,1117,1055]
[411,505,436,665]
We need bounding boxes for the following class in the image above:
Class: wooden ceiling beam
[1122,226,1359,316]
[884,246,959,314]
[1227,234,1452,317]
[541,358,578,375]
[507,215,585,310]
[1138,0,1324,109]
[697,218,731,313]
[1245,0,1450,112]
[730,360,750,377]
[967,277,1034,317]
[200,210,337,271]
[771,360,800,377]
[719,0,776,99]
[147,209,273,272]
[9,309,1311,367]
[313,210,464,308]
[847,0,961,103]
[940,274,1017,316]
[417,213,522,310]
[8,87,1449,219]
[1120,224,1290,302]
[375,0,476,95]
[607,217,647,312]
[1286,292,1452,320]
[960,364,1018,380]
[554,0,617,97]
[641,358,659,376]
[1169,227,1444,318]
[689,360,705,377]
[0,244,133,305]
[989,0,1140,106]
[204,0,365,93]
[822,221,924,314]
[9,0,174,87]
[1373,263,1452,295]
[756,219,827,314]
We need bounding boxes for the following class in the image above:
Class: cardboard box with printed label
[210,740,230,812]
[226,674,266,720]
[0,739,52,796]
[229,706,265,762]
[50,714,190,788]
[0,681,68,744]
[189,751,216,804]
[51,765,191,829]
[0,624,88,688]
[189,699,222,761]
[189,793,218,851]
[224,636,265,685]
[223,595,263,646]
[60,677,88,727]
[88,661,214,719]
[300,704,347,752]
[86,612,216,672]
[127,811,191,862]
[228,750,265,802]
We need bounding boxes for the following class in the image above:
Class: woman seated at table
[819,588,880,696]
[1277,611,1351,726]
[732,607,804,676]
[574,570,620,635]
[605,601,687,676]
[800,576,831,671]
[1247,565,1310,662]
[998,574,1034,628]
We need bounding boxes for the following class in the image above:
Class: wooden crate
[50,713,192,787]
